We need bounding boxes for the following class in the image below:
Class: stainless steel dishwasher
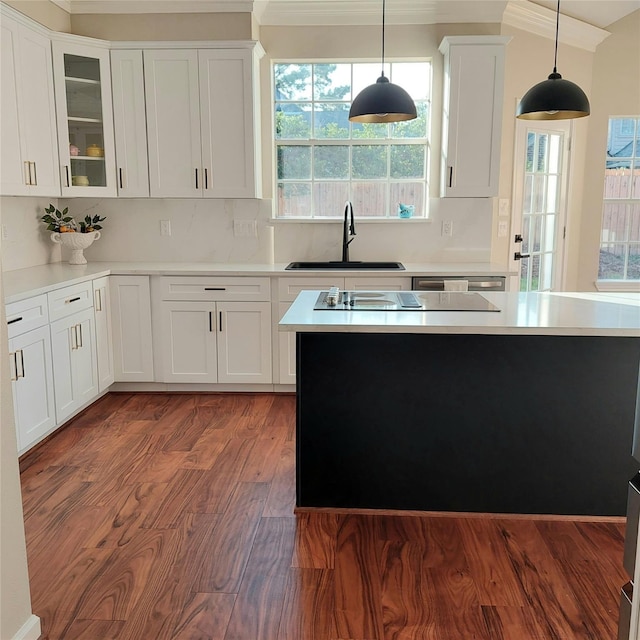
[411,275,506,291]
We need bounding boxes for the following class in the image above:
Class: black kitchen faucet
[341,201,356,262]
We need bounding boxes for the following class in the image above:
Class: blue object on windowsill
[398,203,414,218]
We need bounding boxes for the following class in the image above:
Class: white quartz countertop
[2,261,514,304]
[279,290,640,337]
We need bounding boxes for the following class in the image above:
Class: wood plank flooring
[19,392,627,640]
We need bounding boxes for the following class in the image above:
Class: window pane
[521,216,531,253]
[532,174,546,213]
[391,62,431,100]
[523,174,533,215]
[314,103,350,139]
[543,214,556,252]
[608,118,635,157]
[275,64,312,100]
[391,102,428,139]
[390,182,425,216]
[277,183,311,217]
[526,132,535,172]
[313,182,350,217]
[313,64,351,101]
[629,244,640,279]
[313,146,349,179]
[598,243,626,279]
[276,104,311,139]
[536,134,548,172]
[546,175,558,213]
[531,255,540,290]
[352,182,387,216]
[352,122,388,140]
[548,134,561,174]
[541,252,553,290]
[601,202,628,242]
[352,145,388,179]
[633,161,640,199]
[630,204,640,241]
[532,215,542,251]
[277,146,311,180]
[390,145,425,179]
[604,162,631,198]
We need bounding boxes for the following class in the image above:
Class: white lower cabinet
[158,300,271,384]
[50,307,99,424]
[93,276,114,391]
[8,325,56,454]
[110,275,154,382]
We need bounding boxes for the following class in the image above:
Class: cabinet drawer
[159,276,270,301]
[47,280,93,321]
[278,277,345,302]
[6,294,49,338]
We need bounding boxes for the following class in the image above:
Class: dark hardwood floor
[19,392,627,639]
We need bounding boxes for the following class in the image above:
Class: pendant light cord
[553,0,560,73]
[381,0,386,77]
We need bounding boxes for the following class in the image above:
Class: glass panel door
[63,54,107,188]
[512,121,571,292]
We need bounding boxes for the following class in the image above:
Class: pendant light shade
[348,0,417,123]
[516,0,590,120]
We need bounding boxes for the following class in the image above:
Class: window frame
[272,59,432,221]
[598,115,640,286]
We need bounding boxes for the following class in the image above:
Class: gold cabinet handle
[17,349,24,378]
[71,325,77,350]
[9,352,17,381]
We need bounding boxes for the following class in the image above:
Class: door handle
[514,252,531,260]
[71,325,78,350]
[77,323,83,348]
[9,352,17,381]
[31,161,37,185]
[95,289,102,312]
[219,311,223,332]
[64,165,70,187]
[204,168,208,189]
[24,161,31,185]
[119,168,124,189]
[514,234,523,243]
[17,349,24,378]
[195,168,199,189]
[209,311,214,332]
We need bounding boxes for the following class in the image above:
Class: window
[598,117,640,280]
[274,62,431,219]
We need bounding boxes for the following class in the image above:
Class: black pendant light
[516,0,590,120]
[348,0,417,123]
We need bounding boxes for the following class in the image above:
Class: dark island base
[296,332,640,516]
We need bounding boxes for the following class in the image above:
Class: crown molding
[50,0,72,11]
[503,1,610,52]
[62,0,253,14]
[257,0,507,26]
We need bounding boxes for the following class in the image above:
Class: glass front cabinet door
[52,38,116,196]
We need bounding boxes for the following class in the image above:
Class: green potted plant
[42,204,106,265]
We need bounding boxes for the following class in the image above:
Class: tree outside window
[274,62,431,219]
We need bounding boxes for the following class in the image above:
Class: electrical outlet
[234,220,258,237]
[441,220,453,237]
[1,224,7,239]
[498,220,509,238]
[160,220,171,236]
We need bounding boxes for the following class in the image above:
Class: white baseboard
[12,615,41,640]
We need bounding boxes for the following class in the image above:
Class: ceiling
[53,0,640,29]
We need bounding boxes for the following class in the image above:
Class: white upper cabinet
[144,44,262,199]
[52,37,117,197]
[440,36,510,198]
[110,50,149,197]
[0,7,60,197]
[144,49,202,198]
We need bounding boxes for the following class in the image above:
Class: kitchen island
[280,290,640,516]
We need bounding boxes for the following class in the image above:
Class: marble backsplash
[1,195,492,271]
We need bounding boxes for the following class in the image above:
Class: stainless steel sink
[285,261,405,270]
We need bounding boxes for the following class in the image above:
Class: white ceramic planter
[51,230,101,265]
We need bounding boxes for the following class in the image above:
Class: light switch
[498,220,509,238]
[160,220,171,236]
[499,199,510,217]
